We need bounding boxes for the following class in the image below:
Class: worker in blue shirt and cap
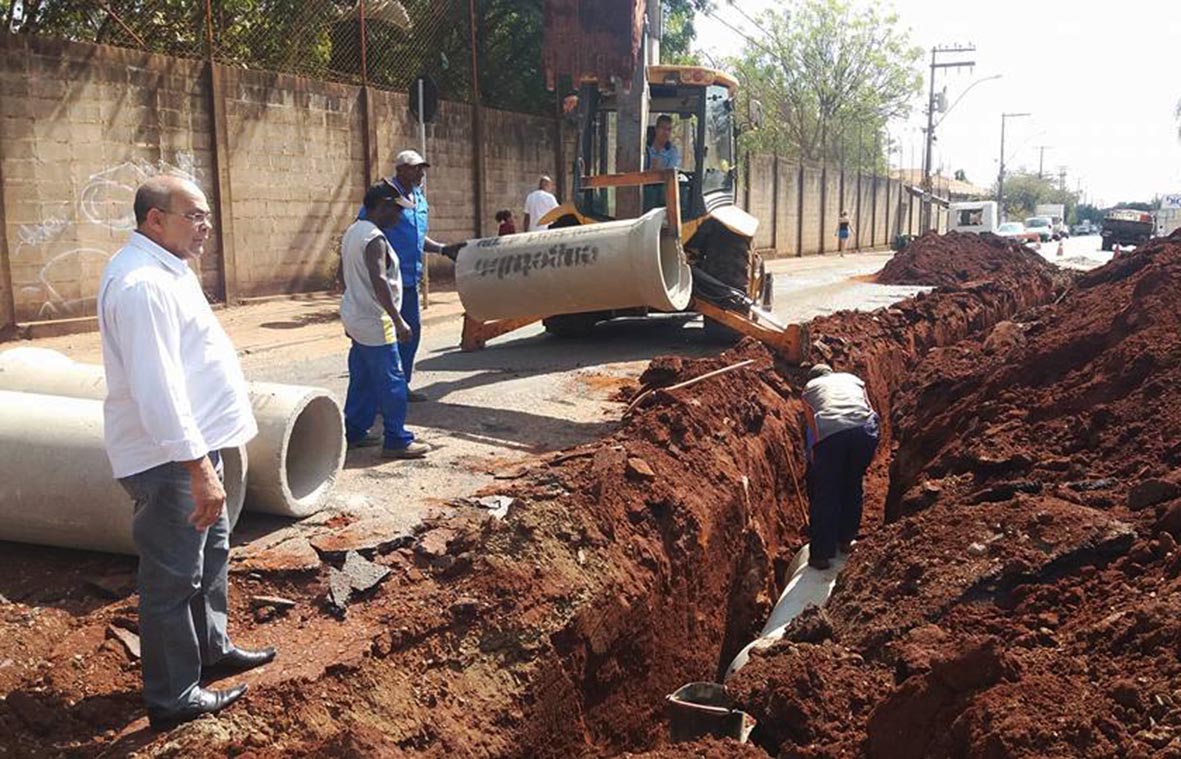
[360,150,461,401]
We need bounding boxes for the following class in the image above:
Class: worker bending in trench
[801,363,880,570]
[98,176,275,730]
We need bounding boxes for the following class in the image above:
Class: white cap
[394,149,430,168]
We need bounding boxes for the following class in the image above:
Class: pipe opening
[659,234,693,311]
[283,395,344,505]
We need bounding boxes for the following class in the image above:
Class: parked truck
[1035,203,1068,239]
[1100,209,1154,251]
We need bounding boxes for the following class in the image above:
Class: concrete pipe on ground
[723,543,848,680]
[454,207,693,322]
[0,348,345,518]
[0,390,246,555]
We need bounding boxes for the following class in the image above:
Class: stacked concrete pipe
[0,347,345,520]
[0,390,247,555]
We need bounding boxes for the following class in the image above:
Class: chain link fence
[5,0,550,113]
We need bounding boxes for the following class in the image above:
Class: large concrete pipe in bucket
[0,390,247,555]
[0,348,345,518]
[723,543,848,679]
[454,207,693,322]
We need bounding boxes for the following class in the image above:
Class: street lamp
[997,112,1031,221]
[921,71,1000,230]
[933,74,1003,129]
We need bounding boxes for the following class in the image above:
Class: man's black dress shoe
[202,647,277,679]
[148,684,247,731]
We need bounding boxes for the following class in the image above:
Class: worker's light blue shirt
[646,141,681,171]
[358,178,428,286]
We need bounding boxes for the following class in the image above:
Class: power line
[725,1,765,35]
[700,4,781,64]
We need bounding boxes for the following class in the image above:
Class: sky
[692,0,1181,207]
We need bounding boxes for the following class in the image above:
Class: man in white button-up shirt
[98,175,274,730]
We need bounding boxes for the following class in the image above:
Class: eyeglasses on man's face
[157,208,214,226]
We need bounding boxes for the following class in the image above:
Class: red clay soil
[729,233,1181,758]
[0,232,1068,757]
[876,230,1060,289]
[0,343,814,758]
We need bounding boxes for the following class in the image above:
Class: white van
[949,201,999,234]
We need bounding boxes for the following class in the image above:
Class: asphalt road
[237,249,919,538]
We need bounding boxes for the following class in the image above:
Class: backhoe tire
[700,230,753,343]
[543,313,601,338]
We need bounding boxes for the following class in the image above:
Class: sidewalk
[11,290,467,365]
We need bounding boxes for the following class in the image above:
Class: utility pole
[922,44,975,231]
[1037,146,1051,179]
[1057,166,1067,193]
[997,112,1030,221]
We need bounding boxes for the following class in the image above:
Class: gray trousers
[119,452,232,712]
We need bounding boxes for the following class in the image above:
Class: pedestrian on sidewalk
[523,175,559,231]
[360,150,461,402]
[340,181,431,460]
[801,363,880,570]
[98,175,275,730]
[836,211,854,256]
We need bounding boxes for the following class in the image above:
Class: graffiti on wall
[13,155,200,320]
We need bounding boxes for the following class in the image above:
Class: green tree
[953,168,967,182]
[1075,203,1104,225]
[662,0,708,64]
[992,172,1079,220]
[729,0,922,167]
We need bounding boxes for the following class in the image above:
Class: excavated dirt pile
[0,232,1069,757]
[876,230,1060,288]
[729,233,1181,758]
[0,344,817,758]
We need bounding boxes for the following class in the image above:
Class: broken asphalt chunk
[106,624,141,660]
[309,517,416,559]
[325,551,392,618]
[84,573,136,600]
[232,535,322,574]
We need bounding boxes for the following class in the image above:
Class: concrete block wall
[0,35,945,329]
[0,34,577,326]
[799,164,823,254]
[775,158,797,257]
[861,176,876,248]
[0,34,216,323]
[482,107,563,233]
[746,153,775,251]
[222,68,366,297]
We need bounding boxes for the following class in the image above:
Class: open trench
[0,236,1077,758]
[186,241,1064,758]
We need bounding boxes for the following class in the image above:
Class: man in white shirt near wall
[523,175,559,231]
[98,175,275,730]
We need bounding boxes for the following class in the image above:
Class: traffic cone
[1056,240,1064,257]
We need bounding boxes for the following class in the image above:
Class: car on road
[1071,220,1095,235]
[1024,216,1055,242]
[997,222,1041,245]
